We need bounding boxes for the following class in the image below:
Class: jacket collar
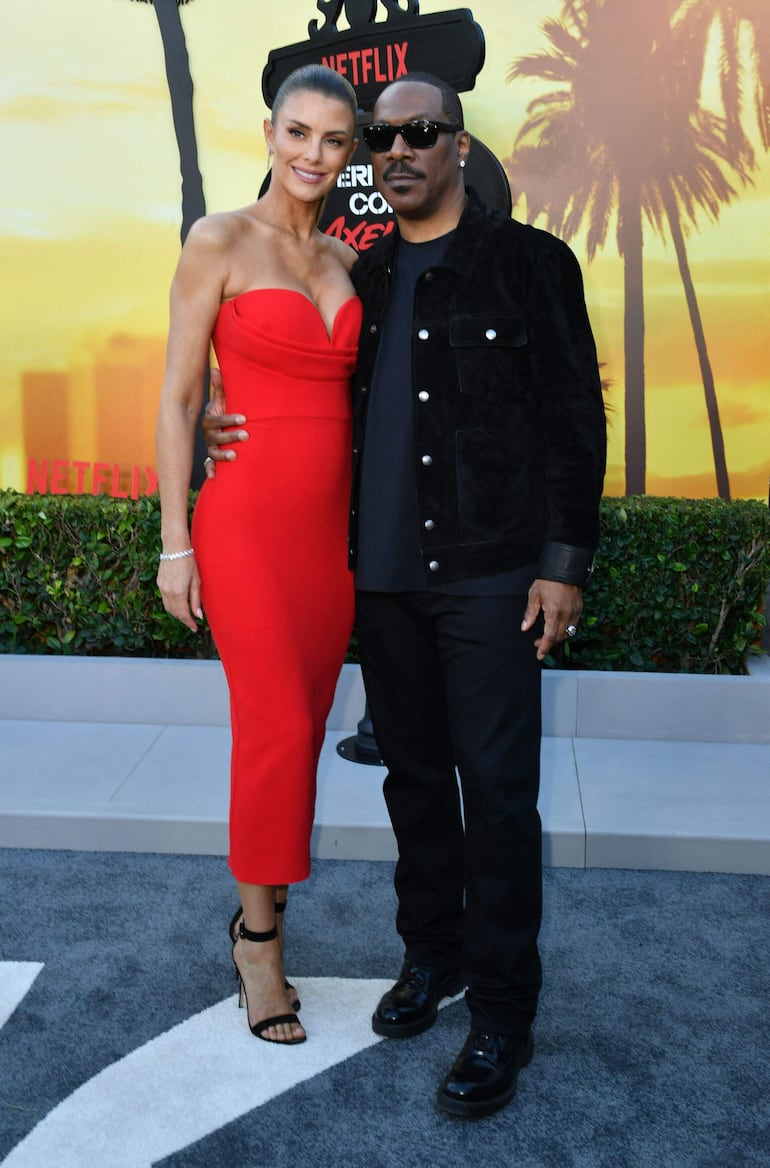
[368,187,491,278]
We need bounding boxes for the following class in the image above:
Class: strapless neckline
[222,287,359,344]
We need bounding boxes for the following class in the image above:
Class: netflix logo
[27,459,158,498]
[321,41,408,86]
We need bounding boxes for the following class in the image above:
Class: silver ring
[203,456,213,467]
[565,624,578,638]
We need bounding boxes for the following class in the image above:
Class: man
[205,73,606,1118]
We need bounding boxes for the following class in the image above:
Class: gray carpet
[0,850,768,1167]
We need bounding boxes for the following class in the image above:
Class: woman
[155,65,360,1045]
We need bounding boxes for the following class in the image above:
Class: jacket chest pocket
[449,314,527,396]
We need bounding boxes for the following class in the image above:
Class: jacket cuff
[537,541,595,586]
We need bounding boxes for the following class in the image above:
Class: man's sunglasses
[363,119,462,153]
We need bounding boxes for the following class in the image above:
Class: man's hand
[201,367,249,479]
[521,579,583,661]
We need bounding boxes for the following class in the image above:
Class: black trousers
[355,590,543,1036]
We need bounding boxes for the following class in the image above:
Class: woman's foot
[232,924,306,1044]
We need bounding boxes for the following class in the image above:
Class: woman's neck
[253,186,321,243]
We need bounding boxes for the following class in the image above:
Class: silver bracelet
[159,548,195,562]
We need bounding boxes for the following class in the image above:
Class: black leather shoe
[436,1028,534,1117]
[372,962,464,1038]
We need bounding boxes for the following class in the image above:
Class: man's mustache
[383,162,424,181]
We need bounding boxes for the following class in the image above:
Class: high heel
[232,921,306,1045]
[228,902,300,1011]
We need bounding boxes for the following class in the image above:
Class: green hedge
[567,496,770,673]
[0,492,214,659]
[1,490,769,673]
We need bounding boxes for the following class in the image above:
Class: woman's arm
[155,219,229,630]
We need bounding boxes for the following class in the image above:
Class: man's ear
[457,129,471,168]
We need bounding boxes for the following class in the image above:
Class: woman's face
[265,91,357,203]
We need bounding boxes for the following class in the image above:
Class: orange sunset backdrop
[1,0,768,499]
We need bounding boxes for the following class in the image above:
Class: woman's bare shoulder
[185,206,262,249]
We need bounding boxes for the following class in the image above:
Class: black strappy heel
[232,921,306,1045]
[228,903,300,1011]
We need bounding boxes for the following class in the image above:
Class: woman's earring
[459,158,466,169]
[266,146,273,174]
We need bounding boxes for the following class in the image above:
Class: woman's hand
[157,556,203,632]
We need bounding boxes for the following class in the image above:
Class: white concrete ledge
[1,654,768,874]
[2,655,768,742]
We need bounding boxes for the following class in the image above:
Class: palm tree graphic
[129,0,206,244]
[506,0,757,498]
[676,0,770,154]
[128,0,208,485]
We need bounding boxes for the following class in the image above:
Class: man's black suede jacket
[349,188,607,587]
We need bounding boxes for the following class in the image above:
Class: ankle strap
[274,900,287,914]
[238,921,278,943]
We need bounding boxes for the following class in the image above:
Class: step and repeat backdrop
[1,0,768,500]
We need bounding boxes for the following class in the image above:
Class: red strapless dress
[192,288,361,884]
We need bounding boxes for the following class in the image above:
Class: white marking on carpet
[0,963,43,1030]
[3,976,460,1167]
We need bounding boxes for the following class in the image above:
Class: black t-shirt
[355,232,535,595]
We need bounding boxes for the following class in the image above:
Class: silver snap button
[369,324,378,334]
[485,328,497,340]
[429,560,440,572]
[418,391,429,402]
[424,519,435,530]
[421,454,433,466]
[418,328,430,340]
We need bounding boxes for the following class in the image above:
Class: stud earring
[459,159,466,169]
